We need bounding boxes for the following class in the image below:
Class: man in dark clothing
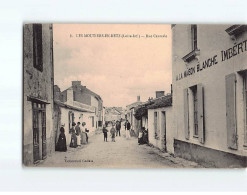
[102,125,108,142]
[116,120,121,136]
[125,120,131,139]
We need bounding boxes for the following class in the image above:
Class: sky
[53,24,171,107]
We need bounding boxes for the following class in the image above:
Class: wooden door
[33,107,39,163]
[41,108,47,159]
[162,111,167,151]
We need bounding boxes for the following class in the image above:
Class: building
[53,85,97,144]
[23,24,54,165]
[126,96,144,136]
[58,81,103,129]
[147,94,173,153]
[104,107,123,123]
[172,24,247,167]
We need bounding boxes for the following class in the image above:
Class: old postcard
[23,24,247,168]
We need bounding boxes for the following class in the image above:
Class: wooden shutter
[197,83,205,144]
[225,73,238,149]
[184,88,189,139]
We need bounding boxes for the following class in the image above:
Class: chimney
[54,85,61,100]
[156,91,165,98]
[67,88,74,105]
[72,81,81,87]
[137,96,140,102]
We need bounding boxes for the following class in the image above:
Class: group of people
[138,127,148,145]
[55,121,89,152]
[70,121,89,148]
[102,119,131,142]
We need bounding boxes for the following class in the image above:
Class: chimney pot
[72,81,81,86]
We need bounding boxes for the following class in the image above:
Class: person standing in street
[110,125,116,142]
[69,122,77,148]
[55,124,67,152]
[81,122,87,144]
[116,120,121,136]
[75,122,81,147]
[102,125,108,142]
[125,120,131,139]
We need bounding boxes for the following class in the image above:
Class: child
[102,125,108,142]
[110,125,116,142]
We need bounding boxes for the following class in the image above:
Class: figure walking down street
[110,125,116,142]
[55,124,67,152]
[102,125,108,142]
[75,122,81,146]
[125,120,131,139]
[69,122,77,148]
[116,120,121,136]
[81,122,88,144]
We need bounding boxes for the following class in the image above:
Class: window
[33,24,43,72]
[191,25,197,51]
[191,86,198,137]
[92,116,94,127]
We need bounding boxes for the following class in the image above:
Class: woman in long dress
[55,124,67,152]
[69,122,77,148]
[81,122,87,144]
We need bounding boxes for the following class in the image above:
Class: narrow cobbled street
[39,128,203,168]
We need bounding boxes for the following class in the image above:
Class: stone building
[23,24,54,165]
[54,81,103,136]
[104,107,123,123]
[53,85,96,145]
[172,24,247,167]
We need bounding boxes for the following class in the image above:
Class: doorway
[32,102,47,164]
[161,111,167,152]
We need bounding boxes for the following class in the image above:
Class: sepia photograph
[23,23,247,168]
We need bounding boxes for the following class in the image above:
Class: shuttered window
[191,86,199,137]
[225,73,238,149]
[191,25,197,51]
[185,84,205,143]
[33,24,43,72]
[184,88,189,139]
[197,84,205,144]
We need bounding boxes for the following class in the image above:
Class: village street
[38,127,203,168]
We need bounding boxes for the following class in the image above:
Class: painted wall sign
[176,39,247,81]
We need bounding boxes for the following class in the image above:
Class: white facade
[172,24,247,167]
[59,106,96,144]
[148,106,174,153]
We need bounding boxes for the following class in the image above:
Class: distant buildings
[104,107,123,123]
[23,24,54,165]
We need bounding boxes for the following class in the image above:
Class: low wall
[174,139,247,168]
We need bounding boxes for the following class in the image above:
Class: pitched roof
[134,95,172,120]
[61,85,102,102]
[147,94,172,109]
[54,100,95,113]
[134,101,155,120]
